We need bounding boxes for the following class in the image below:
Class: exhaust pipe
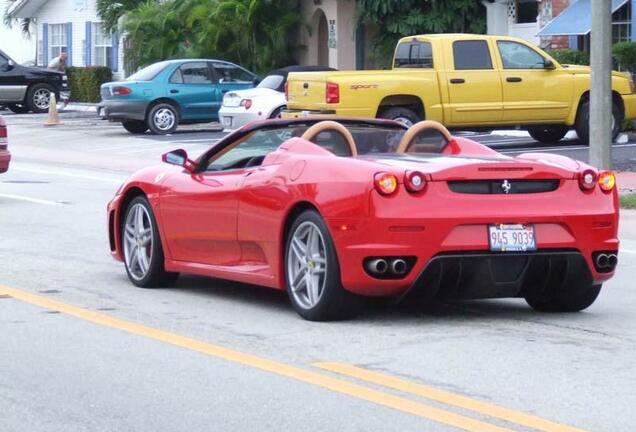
[596,253,609,269]
[366,258,388,275]
[391,259,408,276]
[608,254,618,269]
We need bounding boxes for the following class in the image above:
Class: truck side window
[497,41,546,69]
[453,41,493,70]
[394,41,433,68]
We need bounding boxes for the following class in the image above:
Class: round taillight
[374,172,398,195]
[598,171,616,192]
[579,169,597,191]
[405,170,426,193]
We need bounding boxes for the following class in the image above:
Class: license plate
[221,117,232,128]
[488,224,536,252]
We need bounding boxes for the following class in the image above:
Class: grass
[620,193,636,209]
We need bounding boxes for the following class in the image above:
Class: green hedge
[66,67,113,103]
[613,41,636,73]
[546,49,589,66]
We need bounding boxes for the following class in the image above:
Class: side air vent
[448,179,560,194]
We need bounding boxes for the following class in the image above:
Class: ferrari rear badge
[501,180,512,194]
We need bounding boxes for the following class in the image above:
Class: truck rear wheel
[575,100,622,144]
[379,107,420,127]
[527,125,568,143]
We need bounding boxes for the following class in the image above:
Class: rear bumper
[98,100,149,121]
[281,109,336,119]
[0,148,11,173]
[329,182,619,298]
[623,93,636,119]
[219,108,265,131]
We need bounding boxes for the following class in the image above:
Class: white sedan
[219,65,334,131]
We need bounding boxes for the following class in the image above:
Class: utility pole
[589,0,613,169]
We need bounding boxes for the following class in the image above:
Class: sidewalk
[617,171,636,194]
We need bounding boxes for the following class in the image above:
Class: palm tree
[3,0,33,36]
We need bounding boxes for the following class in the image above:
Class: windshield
[257,74,285,91]
[127,61,170,81]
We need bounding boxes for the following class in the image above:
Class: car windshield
[257,74,285,91]
[127,61,170,81]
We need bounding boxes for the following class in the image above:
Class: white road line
[620,249,636,254]
[0,193,62,205]
[11,166,125,184]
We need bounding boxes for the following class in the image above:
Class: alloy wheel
[287,221,328,309]
[153,108,176,131]
[33,89,51,110]
[123,203,154,281]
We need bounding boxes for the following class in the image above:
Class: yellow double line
[0,285,586,432]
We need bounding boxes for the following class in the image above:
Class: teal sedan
[98,59,258,135]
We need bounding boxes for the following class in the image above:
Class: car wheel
[575,100,622,144]
[269,106,284,119]
[525,283,601,312]
[26,83,55,113]
[378,107,420,127]
[527,125,569,143]
[122,196,178,288]
[147,103,178,135]
[8,104,30,114]
[122,120,149,134]
[285,209,363,321]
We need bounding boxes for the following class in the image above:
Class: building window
[49,24,67,60]
[516,0,538,24]
[93,23,113,67]
[612,2,631,44]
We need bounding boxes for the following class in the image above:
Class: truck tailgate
[287,73,327,109]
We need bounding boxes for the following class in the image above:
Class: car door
[495,40,573,122]
[444,39,503,125]
[166,62,217,121]
[210,62,256,115]
[0,53,27,103]
[159,129,283,266]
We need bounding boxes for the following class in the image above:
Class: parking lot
[2,109,636,431]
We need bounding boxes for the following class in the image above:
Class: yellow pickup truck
[283,34,636,143]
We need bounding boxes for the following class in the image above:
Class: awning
[7,0,49,19]
[537,0,628,36]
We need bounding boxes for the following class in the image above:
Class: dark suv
[0,49,70,113]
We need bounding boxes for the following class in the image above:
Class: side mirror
[162,149,194,172]
[544,59,556,70]
[1,60,14,72]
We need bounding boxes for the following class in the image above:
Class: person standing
[47,51,68,72]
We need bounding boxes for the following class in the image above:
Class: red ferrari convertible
[107,118,619,320]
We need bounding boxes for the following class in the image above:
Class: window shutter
[85,21,92,66]
[66,22,73,66]
[42,23,49,65]
[111,32,119,72]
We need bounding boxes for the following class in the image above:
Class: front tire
[8,104,30,114]
[378,106,420,127]
[122,196,178,288]
[26,83,55,113]
[527,125,568,143]
[285,210,363,321]
[575,100,622,144]
[147,103,179,135]
[122,120,149,134]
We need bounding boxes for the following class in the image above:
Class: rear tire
[525,283,601,312]
[147,103,179,135]
[285,210,363,321]
[575,100,622,144]
[378,106,420,127]
[122,120,149,134]
[527,125,568,143]
[269,106,284,119]
[8,104,30,114]
[121,195,179,288]
[26,83,55,113]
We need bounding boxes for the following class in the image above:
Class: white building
[0,0,36,63]
[6,0,125,78]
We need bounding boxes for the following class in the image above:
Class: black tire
[269,106,284,119]
[526,283,601,312]
[147,103,179,135]
[527,125,569,143]
[284,210,363,321]
[378,106,421,126]
[7,104,30,114]
[121,195,178,288]
[122,120,149,134]
[26,83,55,113]
[575,99,623,144]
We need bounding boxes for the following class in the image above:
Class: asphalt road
[1,109,636,432]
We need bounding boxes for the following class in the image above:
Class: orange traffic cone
[44,93,61,126]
